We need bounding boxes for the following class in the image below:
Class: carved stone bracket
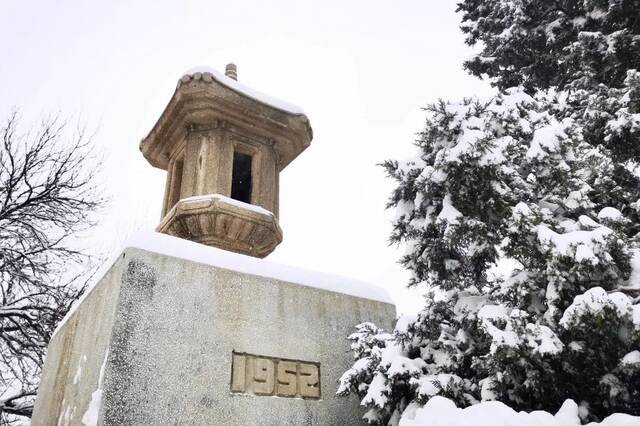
[157,195,282,258]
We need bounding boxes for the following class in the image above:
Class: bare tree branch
[0,112,105,423]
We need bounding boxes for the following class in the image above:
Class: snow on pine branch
[341,3,640,425]
[343,86,640,424]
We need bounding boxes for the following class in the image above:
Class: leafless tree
[0,113,104,423]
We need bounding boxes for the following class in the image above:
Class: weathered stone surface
[157,195,282,258]
[140,66,313,257]
[32,248,396,425]
[141,69,312,172]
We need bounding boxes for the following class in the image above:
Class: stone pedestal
[32,234,395,425]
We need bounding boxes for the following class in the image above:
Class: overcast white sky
[0,0,492,313]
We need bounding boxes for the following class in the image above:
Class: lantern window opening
[231,150,253,204]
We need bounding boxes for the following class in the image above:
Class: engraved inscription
[276,360,297,396]
[253,357,275,395]
[230,352,321,399]
[298,362,320,398]
[230,352,246,392]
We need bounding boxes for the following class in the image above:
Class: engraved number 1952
[231,352,321,399]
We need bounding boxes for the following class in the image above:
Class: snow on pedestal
[32,66,395,425]
[32,233,396,425]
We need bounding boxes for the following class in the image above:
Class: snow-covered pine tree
[338,88,640,424]
[338,2,640,423]
[338,89,640,424]
[458,0,640,93]
[458,0,640,162]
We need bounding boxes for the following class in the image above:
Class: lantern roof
[140,65,313,171]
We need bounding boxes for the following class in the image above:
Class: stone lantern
[32,65,395,426]
[140,64,312,257]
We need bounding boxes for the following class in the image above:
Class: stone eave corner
[139,67,313,171]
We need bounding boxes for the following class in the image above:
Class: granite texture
[32,248,396,425]
[142,67,313,257]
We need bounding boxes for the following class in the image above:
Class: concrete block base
[32,240,395,425]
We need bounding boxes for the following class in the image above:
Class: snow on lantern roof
[180,65,306,115]
[140,64,313,171]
